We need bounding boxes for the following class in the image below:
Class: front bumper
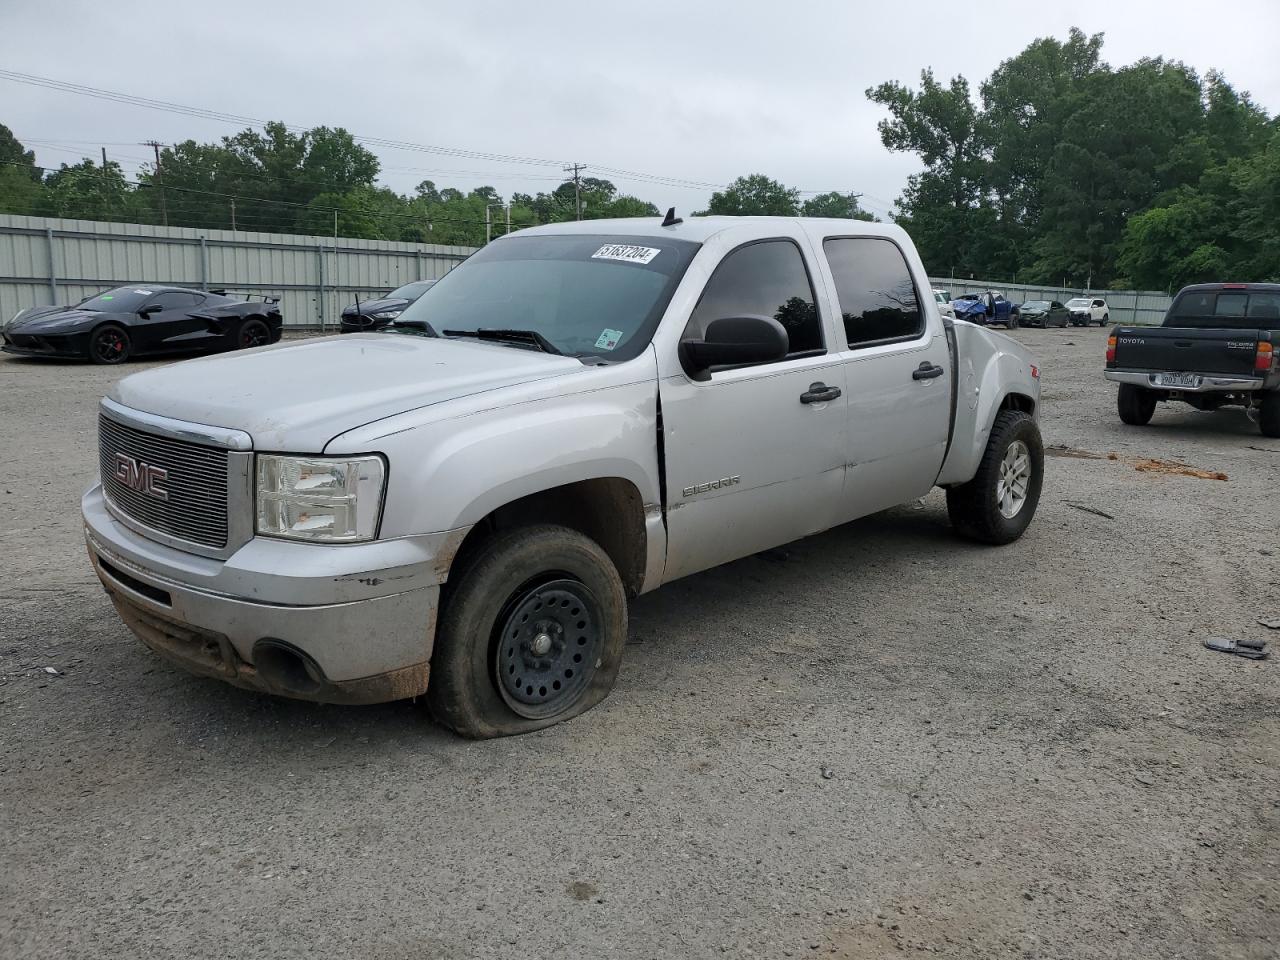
[84,483,464,704]
[1104,370,1265,393]
[2,331,88,359]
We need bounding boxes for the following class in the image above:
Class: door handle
[800,382,841,404]
[913,362,945,380]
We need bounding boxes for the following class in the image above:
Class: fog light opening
[253,639,325,696]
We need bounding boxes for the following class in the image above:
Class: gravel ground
[1,327,1276,960]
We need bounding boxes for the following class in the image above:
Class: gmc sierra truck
[1105,282,1280,437]
[83,215,1044,738]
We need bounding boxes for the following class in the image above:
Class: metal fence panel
[928,276,1172,325]
[0,214,476,329]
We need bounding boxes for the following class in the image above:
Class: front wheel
[428,524,627,739]
[89,324,131,364]
[1008,313,1019,330]
[946,409,1043,545]
[1117,383,1157,426]
[1100,313,1110,326]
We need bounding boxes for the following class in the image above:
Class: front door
[658,237,847,583]
[135,290,209,353]
[811,234,951,520]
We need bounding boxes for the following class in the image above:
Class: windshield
[1023,301,1051,310]
[1165,290,1280,329]
[79,287,155,312]
[1066,298,1090,308]
[390,234,701,360]
[933,291,949,303]
[386,280,435,301]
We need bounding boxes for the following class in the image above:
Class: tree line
[868,28,1279,290]
[1,26,1275,290]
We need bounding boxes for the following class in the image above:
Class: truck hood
[109,333,585,451]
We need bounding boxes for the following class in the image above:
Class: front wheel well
[447,478,648,598]
[999,392,1036,417]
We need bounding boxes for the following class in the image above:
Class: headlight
[371,310,402,320]
[256,454,386,543]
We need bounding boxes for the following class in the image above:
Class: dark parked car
[1,285,282,364]
[340,279,436,334]
[1019,300,1070,328]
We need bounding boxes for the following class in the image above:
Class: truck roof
[511,215,907,244]
[1178,282,1280,294]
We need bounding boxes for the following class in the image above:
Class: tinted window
[823,237,923,346]
[1093,300,1105,307]
[149,291,204,311]
[686,240,822,355]
[80,287,154,312]
[1165,290,1280,328]
[1052,302,1065,309]
[386,280,435,301]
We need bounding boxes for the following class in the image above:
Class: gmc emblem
[113,453,169,501]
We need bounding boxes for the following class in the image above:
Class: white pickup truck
[83,216,1044,738]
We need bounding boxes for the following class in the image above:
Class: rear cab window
[1166,290,1280,328]
[822,237,924,348]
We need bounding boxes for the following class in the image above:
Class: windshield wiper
[389,318,439,337]
[442,328,563,355]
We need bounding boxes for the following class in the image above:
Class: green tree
[704,174,800,216]
[42,159,138,222]
[0,123,39,180]
[800,191,876,220]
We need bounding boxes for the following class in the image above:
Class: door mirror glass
[138,303,163,317]
[680,315,788,379]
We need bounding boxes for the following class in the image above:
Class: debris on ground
[1129,457,1228,481]
[1258,618,1280,631]
[1063,501,1115,520]
[820,765,835,780]
[1046,444,1106,460]
[41,667,60,676]
[1246,446,1280,454]
[1203,637,1269,660]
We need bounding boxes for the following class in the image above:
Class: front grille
[99,414,230,548]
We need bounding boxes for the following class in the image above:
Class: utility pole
[101,147,110,218]
[230,198,237,231]
[505,203,511,236]
[333,209,339,240]
[563,163,585,220]
[143,140,168,227]
[485,205,491,244]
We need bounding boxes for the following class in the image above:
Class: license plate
[1155,373,1200,389]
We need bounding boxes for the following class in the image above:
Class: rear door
[657,234,848,582]
[812,233,951,521]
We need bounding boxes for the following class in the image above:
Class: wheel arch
[447,476,649,599]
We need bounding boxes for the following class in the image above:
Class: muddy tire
[947,409,1043,545]
[89,324,131,364]
[1260,392,1280,439]
[1117,383,1157,426]
[236,317,271,350]
[428,524,627,739]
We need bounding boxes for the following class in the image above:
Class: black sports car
[1018,300,1071,328]
[1,285,283,364]
[340,279,436,334]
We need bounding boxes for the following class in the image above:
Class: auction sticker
[591,244,660,265]
[595,328,624,350]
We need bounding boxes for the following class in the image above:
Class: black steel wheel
[428,524,627,739]
[494,577,602,720]
[89,324,130,364]
[237,318,271,349]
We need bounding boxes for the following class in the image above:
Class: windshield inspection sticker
[133,289,152,295]
[591,244,660,265]
[595,328,624,351]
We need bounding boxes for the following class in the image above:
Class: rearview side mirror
[680,315,788,380]
[138,304,163,317]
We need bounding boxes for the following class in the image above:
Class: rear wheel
[1260,392,1280,438]
[89,324,130,364]
[1117,383,1158,425]
[236,317,271,350]
[1100,313,1110,326]
[1008,312,1019,330]
[947,409,1043,545]
[428,524,627,739]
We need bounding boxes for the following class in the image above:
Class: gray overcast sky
[3,0,1278,219]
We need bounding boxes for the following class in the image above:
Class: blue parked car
[953,291,1020,329]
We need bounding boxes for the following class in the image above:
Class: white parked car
[83,215,1044,738]
[1066,297,1109,326]
[933,288,955,320]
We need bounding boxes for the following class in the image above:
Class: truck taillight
[1257,341,1275,372]
[1106,334,1117,365]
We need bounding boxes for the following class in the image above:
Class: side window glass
[823,238,923,347]
[148,291,203,311]
[686,240,822,356]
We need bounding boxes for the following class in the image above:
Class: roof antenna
[661,207,682,227]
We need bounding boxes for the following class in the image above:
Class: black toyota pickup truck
[1104,282,1279,437]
